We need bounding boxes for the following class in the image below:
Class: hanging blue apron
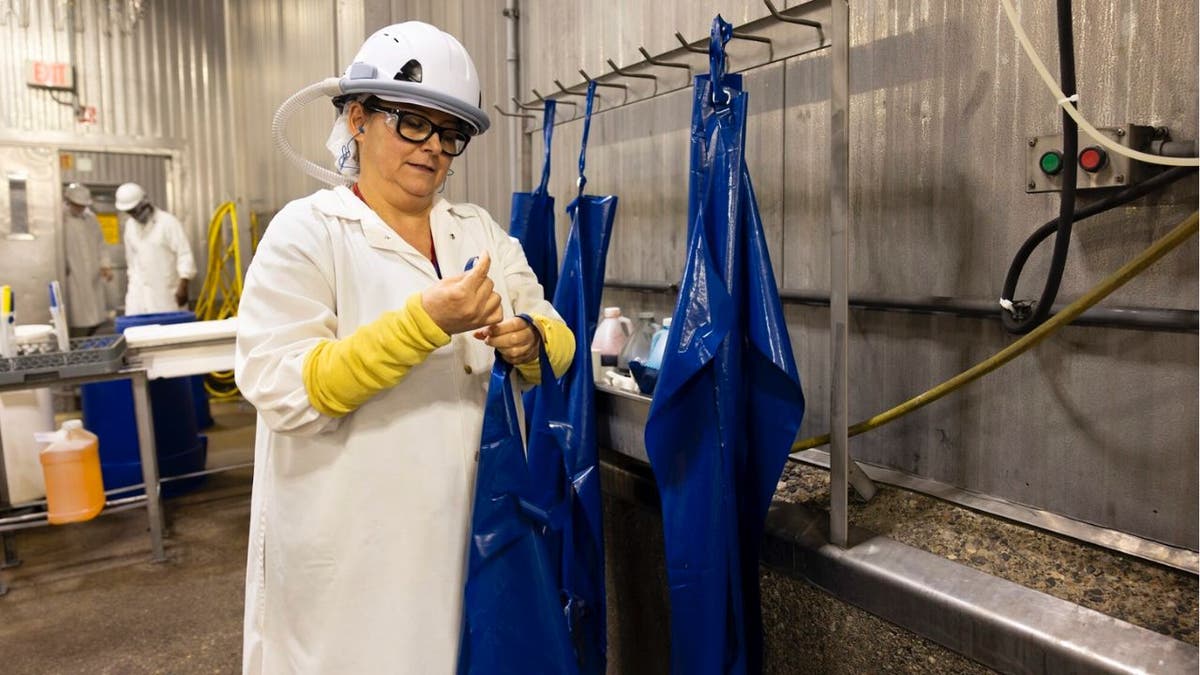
[643,16,806,675]
[508,100,559,300]
[525,81,617,675]
[458,318,579,675]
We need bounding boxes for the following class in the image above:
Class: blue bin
[82,311,208,496]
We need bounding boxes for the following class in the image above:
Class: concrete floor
[0,403,255,674]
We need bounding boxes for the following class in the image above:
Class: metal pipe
[601,281,1199,333]
[131,371,166,562]
[829,0,851,548]
[503,0,524,191]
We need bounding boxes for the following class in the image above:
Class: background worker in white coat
[234,21,575,673]
[114,182,196,315]
[62,183,113,336]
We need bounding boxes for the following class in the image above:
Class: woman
[234,22,574,673]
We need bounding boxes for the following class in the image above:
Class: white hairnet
[325,112,360,179]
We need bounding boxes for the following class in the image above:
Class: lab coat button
[464,364,473,374]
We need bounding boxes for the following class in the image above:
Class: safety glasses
[365,103,472,157]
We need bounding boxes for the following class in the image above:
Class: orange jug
[40,419,105,524]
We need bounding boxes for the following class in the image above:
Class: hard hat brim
[339,78,490,135]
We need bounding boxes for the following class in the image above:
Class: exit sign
[26,60,74,90]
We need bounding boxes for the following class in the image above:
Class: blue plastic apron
[508,100,559,300]
[524,81,617,675]
[643,16,806,675]
[458,319,579,675]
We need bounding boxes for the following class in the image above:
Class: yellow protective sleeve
[515,315,576,384]
[303,293,451,417]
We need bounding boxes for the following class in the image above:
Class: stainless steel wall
[0,0,235,289]
[368,1,1198,550]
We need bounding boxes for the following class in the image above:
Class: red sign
[26,60,74,90]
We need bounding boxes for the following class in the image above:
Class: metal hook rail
[504,0,827,129]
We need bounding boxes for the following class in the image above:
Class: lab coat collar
[313,186,477,277]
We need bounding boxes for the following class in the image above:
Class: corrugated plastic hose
[792,211,1198,452]
[195,201,244,401]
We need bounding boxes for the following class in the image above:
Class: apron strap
[709,15,734,105]
[576,81,598,198]
[537,100,556,191]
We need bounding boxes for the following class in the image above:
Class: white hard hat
[339,22,490,135]
[114,182,146,211]
[64,183,92,207]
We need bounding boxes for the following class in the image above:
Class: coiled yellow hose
[195,201,245,401]
[793,211,1198,452]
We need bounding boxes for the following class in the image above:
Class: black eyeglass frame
[363,103,473,157]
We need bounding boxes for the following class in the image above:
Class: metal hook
[637,46,691,71]
[674,32,708,53]
[578,69,627,90]
[764,0,823,30]
[606,58,657,81]
[493,104,535,120]
[730,30,772,46]
[511,97,541,111]
[532,88,577,107]
[554,79,593,98]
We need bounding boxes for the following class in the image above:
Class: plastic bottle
[39,419,105,525]
[618,312,659,370]
[645,317,673,371]
[592,307,632,368]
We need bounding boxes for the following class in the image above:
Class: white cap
[662,317,672,328]
[62,419,83,430]
[64,183,92,207]
[602,307,622,318]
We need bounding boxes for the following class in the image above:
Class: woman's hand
[475,317,541,365]
[420,252,503,334]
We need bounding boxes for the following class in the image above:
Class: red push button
[1078,146,1107,173]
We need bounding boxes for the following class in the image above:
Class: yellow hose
[793,211,1198,452]
[196,201,246,401]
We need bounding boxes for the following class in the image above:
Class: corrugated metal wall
[0,0,235,277]
[369,0,1199,550]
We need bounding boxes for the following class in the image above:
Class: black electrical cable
[1000,166,1198,320]
[1002,0,1079,334]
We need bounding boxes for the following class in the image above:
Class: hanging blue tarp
[458,333,579,675]
[643,16,805,675]
[509,100,559,300]
[525,81,617,675]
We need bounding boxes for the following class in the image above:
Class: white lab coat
[123,208,196,315]
[234,187,559,674]
[63,207,111,328]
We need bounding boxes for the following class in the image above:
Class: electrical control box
[1025,124,1156,193]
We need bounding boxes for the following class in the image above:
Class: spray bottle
[0,285,14,358]
[48,281,70,352]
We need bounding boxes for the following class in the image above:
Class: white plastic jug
[592,307,632,368]
[645,317,673,370]
[0,389,53,503]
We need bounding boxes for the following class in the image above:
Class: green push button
[1039,150,1064,176]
